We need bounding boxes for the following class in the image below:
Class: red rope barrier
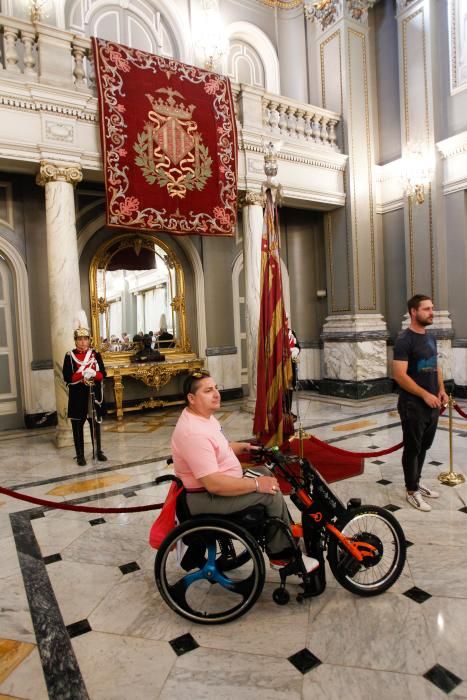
[0,485,164,514]
[454,403,467,420]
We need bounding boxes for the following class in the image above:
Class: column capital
[36,161,83,187]
[305,0,380,31]
[237,190,265,209]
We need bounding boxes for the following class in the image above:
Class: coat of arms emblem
[134,87,213,198]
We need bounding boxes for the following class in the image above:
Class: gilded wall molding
[36,161,83,187]
[305,0,379,30]
[325,212,351,313]
[401,6,430,146]
[258,0,303,6]
[449,0,467,94]
[320,29,342,111]
[400,4,435,303]
[347,27,376,311]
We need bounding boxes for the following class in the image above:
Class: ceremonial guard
[62,317,107,466]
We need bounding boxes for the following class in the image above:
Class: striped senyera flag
[253,189,293,447]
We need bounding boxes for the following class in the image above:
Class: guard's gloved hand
[83,367,96,380]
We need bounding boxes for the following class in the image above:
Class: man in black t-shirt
[393,294,448,512]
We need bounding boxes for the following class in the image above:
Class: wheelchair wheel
[155,517,265,624]
[327,505,406,596]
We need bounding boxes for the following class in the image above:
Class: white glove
[83,367,96,380]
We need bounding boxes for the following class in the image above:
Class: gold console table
[105,356,204,420]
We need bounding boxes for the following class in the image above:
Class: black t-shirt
[393,329,439,398]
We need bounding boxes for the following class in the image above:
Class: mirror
[90,233,191,359]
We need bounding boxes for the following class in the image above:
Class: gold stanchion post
[438,394,465,486]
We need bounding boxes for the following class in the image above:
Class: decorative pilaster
[36,161,83,446]
[238,190,265,410]
[396,0,453,379]
[309,0,389,398]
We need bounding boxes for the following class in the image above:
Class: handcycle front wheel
[327,505,406,596]
[155,516,265,624]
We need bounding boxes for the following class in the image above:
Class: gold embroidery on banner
[134,87,212,199]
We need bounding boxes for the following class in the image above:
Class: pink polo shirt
[171,407,242,489]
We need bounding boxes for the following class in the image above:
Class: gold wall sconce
[401,142,435,205]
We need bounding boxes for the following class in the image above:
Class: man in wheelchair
[171,370,319,575]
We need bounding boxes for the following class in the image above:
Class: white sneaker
[418,483,440,499]
[406,491,431,512]
[301,554,320,573]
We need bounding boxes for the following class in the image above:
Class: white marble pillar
[36,161,83,447]
[240,191,265,411]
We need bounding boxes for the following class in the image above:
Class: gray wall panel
[202,236,236,348]
[433,0,467,141]
[382,207,406,339]
[23,177,52,362]
[282,208,326,343]
[373,0,401,164]
[445,190,467,337]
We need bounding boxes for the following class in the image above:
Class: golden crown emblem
[145,88,195,121]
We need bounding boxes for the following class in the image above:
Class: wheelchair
[153,447,406,625]
[153,473,320,625]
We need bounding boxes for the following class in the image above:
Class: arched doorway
[0,253,22,429]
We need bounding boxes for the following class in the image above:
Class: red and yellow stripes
[253,190,292,447]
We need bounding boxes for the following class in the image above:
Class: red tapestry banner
[92,37,238,236]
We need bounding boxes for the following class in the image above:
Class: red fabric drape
[253,190,293,447]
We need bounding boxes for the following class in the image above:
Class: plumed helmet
[73,310,90,340]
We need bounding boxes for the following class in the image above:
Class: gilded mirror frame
[89,233,191,362]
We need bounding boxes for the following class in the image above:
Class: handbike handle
[155,474,183,488]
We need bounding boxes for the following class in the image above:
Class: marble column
[239,190,265,411]
[309,0,390,399]
[395,0,453,379]
[36,161,83,447]
[136,293,145,333]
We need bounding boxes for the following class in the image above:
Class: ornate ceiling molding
[257,0,304,8]
[304,0,379,30]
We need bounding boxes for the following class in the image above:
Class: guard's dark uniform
[62,345,107,466]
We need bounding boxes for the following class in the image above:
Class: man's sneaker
[406,491,431,512]
[418,483,440,499]
[269,554,319,573]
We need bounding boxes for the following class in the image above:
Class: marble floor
[1,392,467,700]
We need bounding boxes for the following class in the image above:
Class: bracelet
[253,477,259,493]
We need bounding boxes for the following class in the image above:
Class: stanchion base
[438,471,465,486]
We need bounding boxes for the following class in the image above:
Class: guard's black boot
[95,422,107,461]
[72,420,86,466]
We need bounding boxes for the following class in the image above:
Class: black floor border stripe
[10,511,90,699]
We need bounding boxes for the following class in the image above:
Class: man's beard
[418,316,433,326]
